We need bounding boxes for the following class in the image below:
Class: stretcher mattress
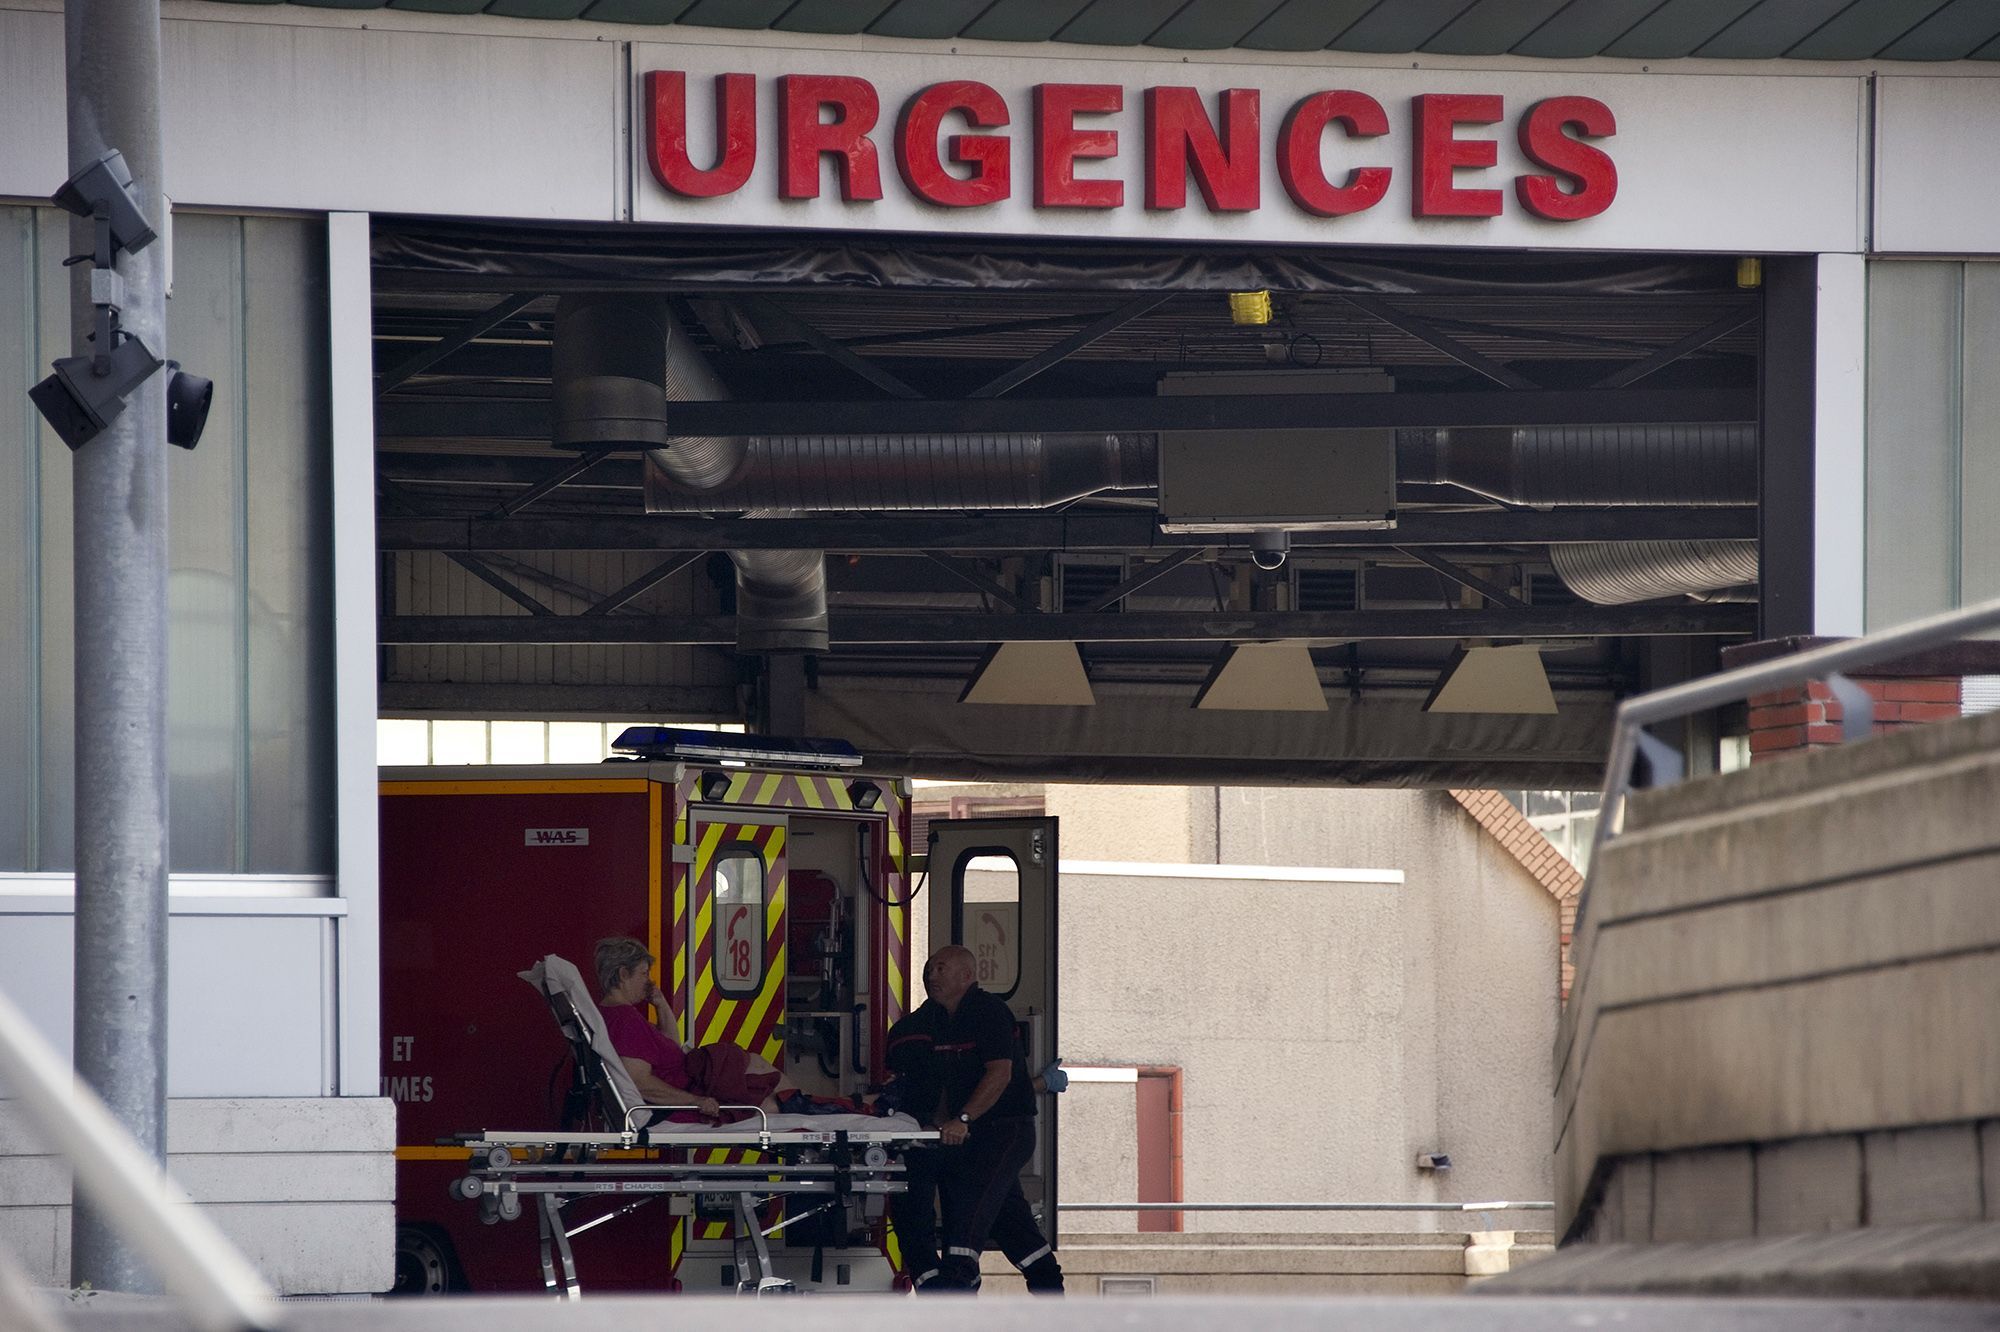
[646,1111,924,1136]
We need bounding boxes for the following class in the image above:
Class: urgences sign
[646,71,1616,224]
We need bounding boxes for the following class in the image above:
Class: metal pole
[65,0,171,1295]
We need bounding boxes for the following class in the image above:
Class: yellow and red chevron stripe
[690,820,788,1064]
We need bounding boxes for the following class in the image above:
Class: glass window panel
[713,850,766,997]
[430,720,488,765]
[377,719,429,766]
[0,207,38,869]
[242,216,334,874]
[960,853,1021,997]
[165,214,247,871]
[548,721,608,764]
[489,720,547,765]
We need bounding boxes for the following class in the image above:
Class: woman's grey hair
[594,936,654,996]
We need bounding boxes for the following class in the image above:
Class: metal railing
[1062,1202,1552,1214]
[1580,594,2000,928]
[0,984,281,1332]
[1062,1200,1554,1233]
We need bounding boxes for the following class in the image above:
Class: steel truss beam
[376,292,541,395]
[376,507,1757,554]
[380,604,1753,647]
[375,387,1754,441]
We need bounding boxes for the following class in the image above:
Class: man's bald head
[926,945,977,1009]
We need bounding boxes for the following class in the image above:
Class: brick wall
[1746,677,1961,762]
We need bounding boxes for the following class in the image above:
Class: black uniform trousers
[935,1116,1063,1292]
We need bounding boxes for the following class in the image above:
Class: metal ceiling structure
[218,0,2000,62]
[370,220,1768,785]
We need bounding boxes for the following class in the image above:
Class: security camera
[164,362,213,450]
[1249,529,1289,572]
[52,149,157,261]
[29,337,165,451]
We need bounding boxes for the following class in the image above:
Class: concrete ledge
[0,1097,394,1295]
[1478,1221,2000,1300]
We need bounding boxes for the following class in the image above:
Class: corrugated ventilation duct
[1550,540,1760,605]
[554,294,827,654]
[1396,425,1760,602]
[1395,425,1756,507]
[642,433,1152,513]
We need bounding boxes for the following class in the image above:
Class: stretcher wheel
[499,1190,522,1222]
[453,1176,485,1201]
[485,1146,515,1169]
[863,1146,889,1168]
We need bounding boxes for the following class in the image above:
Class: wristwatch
[957,1112,972,1125]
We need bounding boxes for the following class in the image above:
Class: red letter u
[647,71,757,199]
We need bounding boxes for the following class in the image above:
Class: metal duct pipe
[554,294,827,654]
[643,431,1153,513]
[1396,425,1756,507]
[1550,540,1760,605]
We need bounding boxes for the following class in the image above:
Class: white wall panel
[0,897,342,1097]
[0,9,65,200]
[0,10,619,219]
[1875,78,2000,256]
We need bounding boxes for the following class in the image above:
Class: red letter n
[1145,87,1260,212]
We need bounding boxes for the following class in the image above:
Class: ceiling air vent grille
[1529,571,1580,607]
[1295,566,1359,612]
[1056,557,1128,613]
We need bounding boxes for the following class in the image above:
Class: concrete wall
[1557,708,2000,1244]
[917,783,1561,1236]
[0,1097,395,1295]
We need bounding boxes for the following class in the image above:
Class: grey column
[1759,257,1819,640]
[65,0,170,1295]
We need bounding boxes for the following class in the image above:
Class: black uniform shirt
[938,984,1035,1123]
[883,998,946,1125]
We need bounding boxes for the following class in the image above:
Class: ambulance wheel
[392,1225,464,1296]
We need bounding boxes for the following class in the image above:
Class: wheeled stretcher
[450,957,937,1296]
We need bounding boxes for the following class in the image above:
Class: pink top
[600,1004,691,1092]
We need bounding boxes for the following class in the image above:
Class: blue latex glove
[1039,1058,1068,1093]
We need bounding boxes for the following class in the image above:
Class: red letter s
[1516,96,1617,221]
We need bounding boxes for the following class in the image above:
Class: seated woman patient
[594,936,720,1120]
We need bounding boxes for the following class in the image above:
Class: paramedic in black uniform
[926,944,1064,1293]
[881,962,948,1290]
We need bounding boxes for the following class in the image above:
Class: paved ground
[43,1293,2000,1332]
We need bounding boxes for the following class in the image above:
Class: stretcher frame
[453,958,937,1296]
[454,1112,935,1297]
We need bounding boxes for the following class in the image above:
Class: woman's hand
[643,978,667,1009]
[694,1096,721,1119]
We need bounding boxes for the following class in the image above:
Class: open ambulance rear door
[925,816,1059,1248]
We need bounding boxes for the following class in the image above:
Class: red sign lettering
[896,80,1011,208]
[1516,96,1618,221]
[1412,92,1504,218]
[1034,83,1124,209]
[643,72,1618,226]
[1144,86,1260,212]
[1278,90,1391,218]
[779,73,884,202]
[646,70,758,199]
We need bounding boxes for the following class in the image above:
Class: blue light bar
[609,726,864,770]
